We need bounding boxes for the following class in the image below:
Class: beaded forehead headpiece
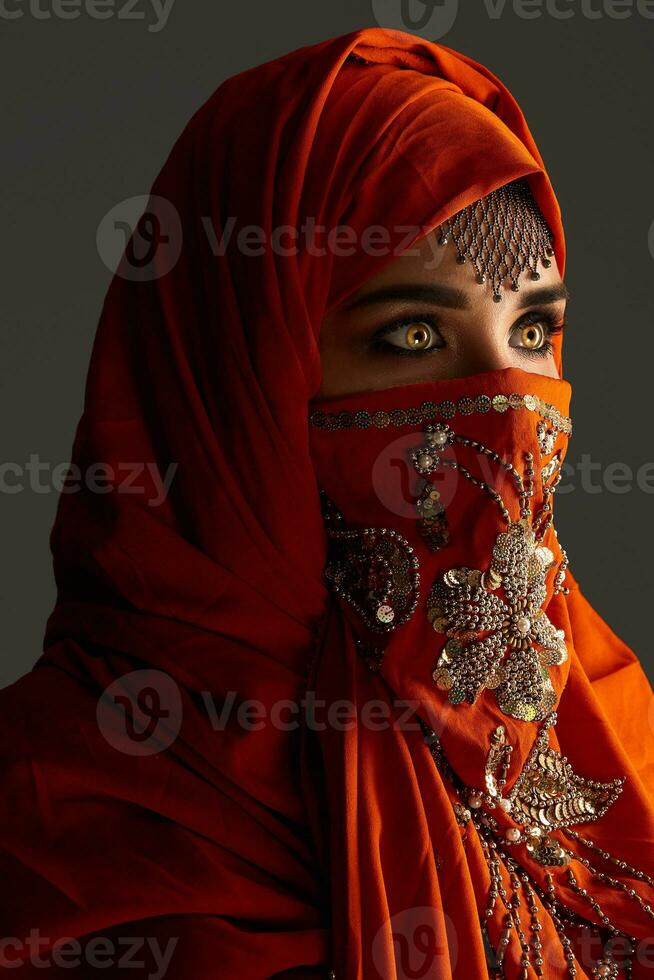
[436,176,556,302]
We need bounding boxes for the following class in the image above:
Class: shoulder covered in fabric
[0,665,332,976]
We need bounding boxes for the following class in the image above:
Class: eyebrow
[340,280,570,312]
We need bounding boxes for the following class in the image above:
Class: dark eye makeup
[368,309,566,360]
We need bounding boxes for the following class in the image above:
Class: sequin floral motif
[429,519,568,721]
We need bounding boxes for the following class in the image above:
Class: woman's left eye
[509,315,564,358]
[511,321,548,351]
[371,319,443,357]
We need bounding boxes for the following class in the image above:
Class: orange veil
[0,25,652,980]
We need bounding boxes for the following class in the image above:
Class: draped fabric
[1,25,652,979]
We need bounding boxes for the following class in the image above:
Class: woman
[1,25,652,980]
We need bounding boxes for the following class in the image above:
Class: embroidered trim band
[310,392,572,435]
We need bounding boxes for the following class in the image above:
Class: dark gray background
[2,0,653,688]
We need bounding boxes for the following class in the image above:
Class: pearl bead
[505,827,521,842]
[516,615,531,634]
[468,794,483,809]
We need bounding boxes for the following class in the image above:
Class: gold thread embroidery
[420,711,650,977]
[320,491,420,633]
[415,482,450,553]
[309,391,572,434]
[419,417,570,721]
[412,423,454,553]
[537,418,558,455]
[542,449,562,483]
[429,516,568,721]
[473,715,625,869]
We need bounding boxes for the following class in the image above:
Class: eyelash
[370,310,566,360]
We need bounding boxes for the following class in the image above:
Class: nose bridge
[456,317,514,376]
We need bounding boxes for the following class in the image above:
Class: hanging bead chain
[521,874,546,976]
[479,821,584,978]
[480,819,637,978]
[411,418,565,545]
[416,430,535,528]
[532,467,561,539]
[565,864,621,933]
[561,830,654,923]
[438,457,512,524]
[419,714,646,978]
[553,546,571,596]
[563,829,654,890]
[519,451,535,521]
[435,177,556,303]
[416,425,573,602]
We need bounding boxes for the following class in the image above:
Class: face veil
[305,362,654,977]
[308,367,573,727]
[0,25,652,980]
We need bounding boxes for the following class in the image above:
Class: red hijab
[1,26,652,979]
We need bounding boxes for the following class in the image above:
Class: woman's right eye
[372,319,444,357]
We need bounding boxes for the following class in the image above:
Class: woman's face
[317,226,569,397]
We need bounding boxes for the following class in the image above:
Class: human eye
[369,315,444,357]
[509,310,567,359]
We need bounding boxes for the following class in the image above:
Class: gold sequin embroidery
[419,411,570,721]
[320,491,420,633]
[477,715,625,867]
[429,519,568,722]
[309,391,572,434]
[420,712,652,977]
